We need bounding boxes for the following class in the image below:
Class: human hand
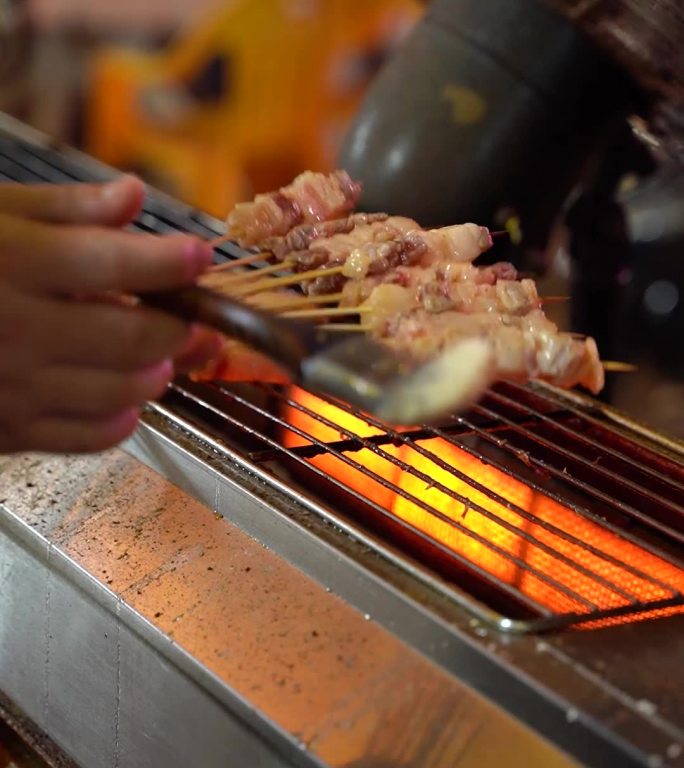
[0,175,220,454]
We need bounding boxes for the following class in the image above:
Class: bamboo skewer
[232,265,345,297]
[209,233,235,248]
[280,293,568,316]
[317,323,371,333]
[248,292,345,310]
[210,252,268,271]
[276,291,344,307]
[281,305,371,319]
[311,318,636,374]
[208,261,294,285]
[602,361,638,373]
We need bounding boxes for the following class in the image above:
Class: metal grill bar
[0,143,81,181]
[481,387,683,515]
[163,381,556,619]
[418,410,684,574]
[213,382,600,611]
[493,383,684,493]
[426,417,684,580]
[0,139,245,260]
[268,385,676,596]
[461,398,684,546]
[261,384,630,609]
[248,412,573,461]
[306,391,681,596]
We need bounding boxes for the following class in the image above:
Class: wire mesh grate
[176,377,684,631]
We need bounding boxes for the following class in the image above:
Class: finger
[0,175,145,227]
[0,216,214,295]
[36,360,174,418]
[19,408,141,454]
[174,325,222,373]
[45,299,192,370]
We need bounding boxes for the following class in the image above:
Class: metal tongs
[143,285,492,425]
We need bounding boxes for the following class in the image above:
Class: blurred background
[0,0,681,439]
[0,0,422,216]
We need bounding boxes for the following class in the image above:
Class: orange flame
[393,440,530,583]
[281,387,403,510]
[281,386,684,626]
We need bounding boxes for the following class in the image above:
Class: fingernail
[183,238,214,278]
[80,182,115,216]
[99,176,127,202]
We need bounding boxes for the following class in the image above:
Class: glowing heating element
[281,387,684,627]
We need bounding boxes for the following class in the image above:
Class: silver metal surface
[123,409,684,768]
[0,503,311,768]
[0,448,583,768]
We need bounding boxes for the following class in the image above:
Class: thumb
[0,175,146,227]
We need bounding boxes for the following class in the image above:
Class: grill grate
[163,377,684,632]
[2,118,683,633]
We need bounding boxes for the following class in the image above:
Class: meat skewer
[338,260,519,306]
[191,169,614,404]
[259,212,390,259]
[198,257,584,392]
[310,315,602,394]
[281,216,420,269]
[212,222,495,298]
[372,308,604,395]
[210,213,392,272]
[279,276,561,321]
[207,219,493,291]
[287,221,492,283]
[223,170,362,248]
[230,265,346,298]
[190,277,611,394]
[205,215,422,289]
[277,294,566,321]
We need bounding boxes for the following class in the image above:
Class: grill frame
[152,376,684,634]
[1,113,682,635]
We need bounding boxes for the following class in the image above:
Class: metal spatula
[142,285,492,425]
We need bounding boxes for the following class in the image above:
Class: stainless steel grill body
[0,113,683,768]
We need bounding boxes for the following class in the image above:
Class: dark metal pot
[338,0,637,256]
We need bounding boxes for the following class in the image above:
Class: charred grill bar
[0,114,683,768]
